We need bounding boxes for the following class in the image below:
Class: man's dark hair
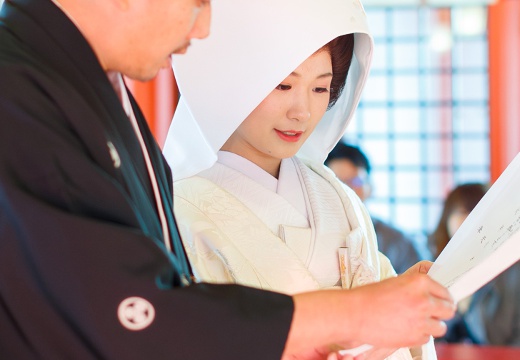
[325,142,371,174]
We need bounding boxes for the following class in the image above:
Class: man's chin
[126,69,161,82]
[172,42,191,55]
[160,56,173,70]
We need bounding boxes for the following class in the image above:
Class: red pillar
[126,68,179,148]
[488,0,520,181]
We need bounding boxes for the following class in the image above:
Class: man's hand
[404,260,434,275]
[348,273,454,346]
[282,274,455,358]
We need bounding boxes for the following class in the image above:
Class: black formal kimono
[0,0,293,358]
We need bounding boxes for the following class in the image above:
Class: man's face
[327,158,370,201]
[119,0,211,81]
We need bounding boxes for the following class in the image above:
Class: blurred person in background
[325,142,430,274]
[429,182,520,346]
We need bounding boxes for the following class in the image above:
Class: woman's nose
[286,92,311,122]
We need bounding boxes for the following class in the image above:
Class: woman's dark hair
[323,33,355,109]
[428,183,488,258]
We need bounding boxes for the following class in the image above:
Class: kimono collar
[163,0,373,181]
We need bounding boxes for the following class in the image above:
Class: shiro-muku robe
[162,2,437,358]
[174,156,436,360]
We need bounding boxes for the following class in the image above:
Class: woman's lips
[275,129,303,142]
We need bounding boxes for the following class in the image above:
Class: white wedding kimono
[174,154,436,360]
[164,1,437,358]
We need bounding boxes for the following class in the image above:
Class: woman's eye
[276,84,292,91]
[314,87,330,93]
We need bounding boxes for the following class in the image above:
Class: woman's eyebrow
[288,71,333,79]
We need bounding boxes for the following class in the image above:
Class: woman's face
[447,208,469,238]
[221,50,333,176]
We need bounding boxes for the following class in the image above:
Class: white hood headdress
[163,0,373,181]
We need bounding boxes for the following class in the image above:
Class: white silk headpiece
[163,0,373,181]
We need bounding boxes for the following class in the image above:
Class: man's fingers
[430,296,457,321]
[328,352,355,360]
[403,260,433,275]
[422,275,455,304]
[425,318,448,338]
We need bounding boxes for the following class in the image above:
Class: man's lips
[172,41,191,55]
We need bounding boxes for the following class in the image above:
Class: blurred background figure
[428,183,488,259]
[429,182,520,346]
[325,142,430,274]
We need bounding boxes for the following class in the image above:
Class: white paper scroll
[428,152,520,303]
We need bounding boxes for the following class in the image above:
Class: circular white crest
[117,297,155,331]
